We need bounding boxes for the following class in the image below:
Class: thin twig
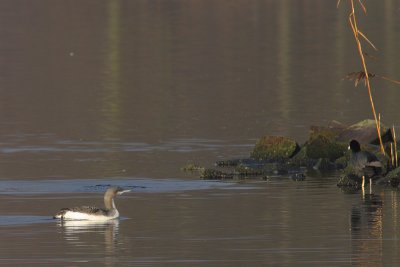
[393,125,398,167]
[358,30,378,51]
[357,0,367,14]
[391,143,394,167]
[344,72,400,87]
[379,75,400,86]
[362,176,365,198]
[378,113,381,136]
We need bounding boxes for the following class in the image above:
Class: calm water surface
[1,0,400,266]
[0,178,400,266]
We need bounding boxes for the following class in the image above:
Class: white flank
[59,210,119,221]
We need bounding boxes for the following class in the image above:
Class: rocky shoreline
[183,119,400,189]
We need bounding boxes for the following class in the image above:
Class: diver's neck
[104,196,116,210]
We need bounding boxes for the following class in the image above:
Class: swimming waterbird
[53,186,130,221]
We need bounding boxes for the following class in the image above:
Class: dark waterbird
[348,139,383,181]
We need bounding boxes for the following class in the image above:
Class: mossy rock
[385,166,400,179]
[380,167,400,187]
[251,136,299,161]
[312,158,336,171]
[235,164,263,177]
[291,173,306,181]
[337,174,360,187]
[334,155,349,169]
[288,146,317,168]
[309,123,344,141]
[260,162,292,175]
[306,134,347,161]
[215,159,241,167]
[336,119,391,144]
[181,164,205,172]
[390,178,400,188]
[200,169,233,180]
[375,152,390,175]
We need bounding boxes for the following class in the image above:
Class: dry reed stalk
[391,143,394,167]
[378,113,381,140]
[393,125,398,167]
[339,0,386,155]
[361,175,365,197]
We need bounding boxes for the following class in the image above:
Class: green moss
[385,166,400,179]
[235,164,262,177]
[337,174,358,187]
[353,119,376,127]
[215,159,240,167]
[181,164,205,172]
[337,119,389,144]
[313,158,336,171]
[306,134,347,161]
[334,155,349,169]
[200,169,233,180]
[309,126,339,141]
[378,167,400,188]
[289,146,313,167]
[251,136,299,161]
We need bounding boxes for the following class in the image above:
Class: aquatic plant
[337,0,384,154]
[338,0,400,160]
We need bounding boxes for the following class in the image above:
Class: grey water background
[1,0,400,266]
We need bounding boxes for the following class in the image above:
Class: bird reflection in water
[57,219,122,266]
[349,189,384,266]
[57,218,119,234]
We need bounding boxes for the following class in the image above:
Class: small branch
[391,143,394,166]
[358,30,378,51]
[344,71,400,87]
[379,75,400,86]
[344,71,375,87]
[393,125,398,167]
[357,0,367,14]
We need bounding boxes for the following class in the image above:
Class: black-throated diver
[53,186,130,221]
